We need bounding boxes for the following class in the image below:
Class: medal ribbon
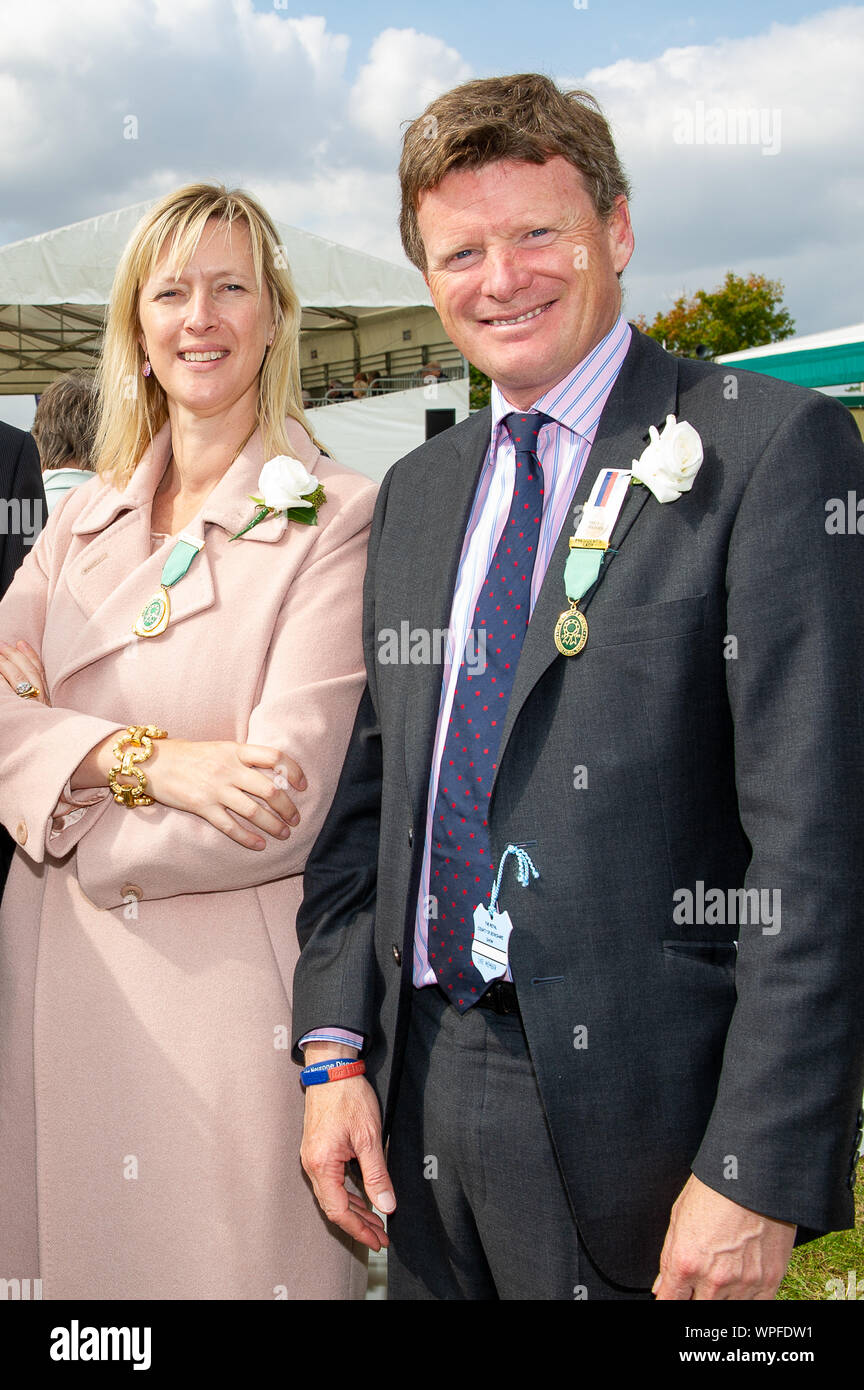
[565,468,631,598]
[563,546,605,605]
[159,531,205,588]
[555,469,632,656]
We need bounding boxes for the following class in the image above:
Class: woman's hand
[144,740,306,850]
[70,735,307,850]
[0,639,50,705]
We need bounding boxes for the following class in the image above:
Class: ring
[15,680,40,699]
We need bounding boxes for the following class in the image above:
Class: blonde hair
[94,183,316,484]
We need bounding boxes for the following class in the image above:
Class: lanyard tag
[574,468,632,548]
[472,903,514,983]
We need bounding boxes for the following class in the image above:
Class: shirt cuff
[299,1029,364,1052]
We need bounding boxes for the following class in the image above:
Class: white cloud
[350,27,472,145]
[0,2,860,336]
[565,6,864,330]
[0,1,460,266]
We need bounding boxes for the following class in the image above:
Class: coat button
[121,883,143,901]
[15,821,27,846]
[392,945,402,966]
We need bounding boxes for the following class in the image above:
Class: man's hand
[300,1045,396,1252]
[653,1173,796,1300]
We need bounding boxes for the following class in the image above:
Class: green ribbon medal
[133,532,205,638]
[554,468,632,656]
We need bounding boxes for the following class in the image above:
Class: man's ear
[608,196,635,276]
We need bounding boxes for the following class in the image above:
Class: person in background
[0,419,44,597]
[32,370,99,513]
[324,378,349,402]
[420,360,445,384]
[0,419,45,901]
[352,371,369,399]
[0,182,376,1299]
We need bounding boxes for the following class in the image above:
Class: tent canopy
[0,201,432,394]
[716,323,864,389]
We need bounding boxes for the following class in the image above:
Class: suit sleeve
[290,470,392,1058]
[0,430,46,598]
[70,486,376,906]
[690,393,864,1232]
[0,499,129,860]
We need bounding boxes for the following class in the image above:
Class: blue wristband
[300,1057,363,1087]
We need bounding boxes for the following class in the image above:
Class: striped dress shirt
[302,313,631,1049]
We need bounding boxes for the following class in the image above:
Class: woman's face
[137,218,275,423]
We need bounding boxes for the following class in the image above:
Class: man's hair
[399,73,631,274]
[32,370,99,473]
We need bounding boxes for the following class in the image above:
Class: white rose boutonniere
[230,455,326,540]
[631,415,703,504]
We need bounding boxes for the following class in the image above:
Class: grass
[777,1178,863,1300]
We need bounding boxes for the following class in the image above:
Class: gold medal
[554,602,589,657]
[133,585,171,638]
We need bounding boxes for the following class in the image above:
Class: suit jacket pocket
[586,593,706,649]
[662,939,737,971]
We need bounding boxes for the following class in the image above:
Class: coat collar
[51,416,323,695]
[71,415,323,544]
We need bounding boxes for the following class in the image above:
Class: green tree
[469,362,491,410]
[635,272,795,358]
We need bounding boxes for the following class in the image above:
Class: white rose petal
[257,455,317,510]
[632,415,703,504]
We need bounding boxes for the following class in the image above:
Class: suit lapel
[490,331,681,799]
[402,409,492,818]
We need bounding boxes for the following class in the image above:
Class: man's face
[418,157,634,409]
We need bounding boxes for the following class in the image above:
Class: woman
[0,184,377,1299]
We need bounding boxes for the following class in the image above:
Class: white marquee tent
[0,201,433,396]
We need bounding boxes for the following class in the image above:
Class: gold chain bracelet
[108,725,167,807]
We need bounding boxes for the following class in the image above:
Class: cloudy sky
[0,0,861,336]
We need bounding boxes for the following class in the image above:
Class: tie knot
[503,412,554,455]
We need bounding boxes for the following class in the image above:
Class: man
[0,418,45,896]
[31,370,98,513]
[293,74,864,1299]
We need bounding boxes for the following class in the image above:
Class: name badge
[472,903,514,983]
[574,467,633,547]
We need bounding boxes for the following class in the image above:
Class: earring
[142,358,151,378]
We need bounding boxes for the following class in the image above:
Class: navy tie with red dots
[428,411,551,1011]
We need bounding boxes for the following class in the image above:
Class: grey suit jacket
[293,329,864,1286]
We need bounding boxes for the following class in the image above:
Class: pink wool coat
[0,418,377,1299]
